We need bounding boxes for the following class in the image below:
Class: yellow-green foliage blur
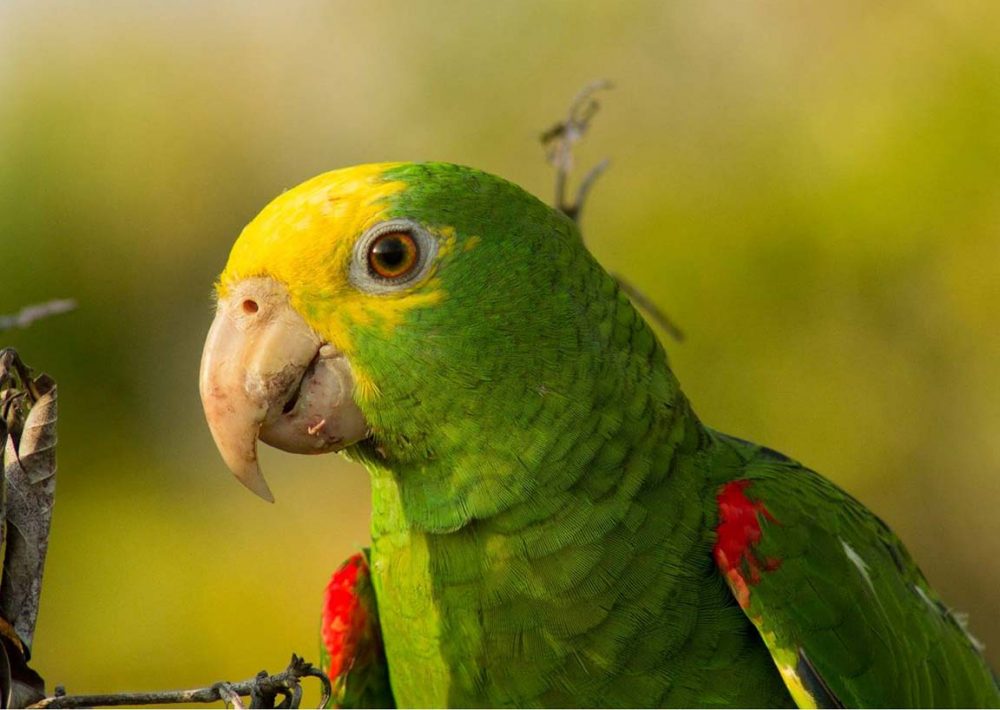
[2,1,998,700]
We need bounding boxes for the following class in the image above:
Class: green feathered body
[285,163,997,707]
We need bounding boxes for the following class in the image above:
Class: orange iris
[367,231,419,279]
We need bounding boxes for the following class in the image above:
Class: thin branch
[0,300,77,333]
[572,158,610,224]
[614,274,685,342]
[28,655,331,709]
[214,682,247,710]
[541,79,613,222]
[540,83,685,342]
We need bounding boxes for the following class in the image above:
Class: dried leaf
[15,377,56,486]
[0,620,44,708]
[0,350,53,707]
[0,636,12,708]
[0,351,57,660]
[0,389,57,652]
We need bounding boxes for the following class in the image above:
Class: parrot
[199,161,1000,708]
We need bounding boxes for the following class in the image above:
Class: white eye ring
[349,219,438,294]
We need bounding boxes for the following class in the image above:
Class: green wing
[711,435,999,708]
[320,550,395,709]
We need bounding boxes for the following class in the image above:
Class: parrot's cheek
[258,345,368,455]
[199,276,369,502]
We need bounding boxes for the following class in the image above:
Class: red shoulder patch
[713,479,781,609]
[321,552,372,683]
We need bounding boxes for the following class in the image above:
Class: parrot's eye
[368,231,418,279]
[350,219,437,294]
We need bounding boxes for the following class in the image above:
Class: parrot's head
[201,162,663,517]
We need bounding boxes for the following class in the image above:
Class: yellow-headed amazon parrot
[199,162,999,708]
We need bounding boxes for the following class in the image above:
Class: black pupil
[372,235,410,272]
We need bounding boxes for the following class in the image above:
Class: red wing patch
[321,552,373,683]
[714,479,781,608]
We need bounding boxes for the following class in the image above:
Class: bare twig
[614,275,685,342]
[0,301,76,333]
[213,682,246,709]
[541,82,685,342]
[541,79,613,222]
[573,158,610,223]
[29,654,331,709]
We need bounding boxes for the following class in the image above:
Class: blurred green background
[2,0,998,699]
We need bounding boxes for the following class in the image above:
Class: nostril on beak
[242,299,259,314]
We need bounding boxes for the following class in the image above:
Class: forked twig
[541,82,685,341]
[541,79,613,222]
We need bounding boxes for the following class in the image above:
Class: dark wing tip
[796,647,845,709]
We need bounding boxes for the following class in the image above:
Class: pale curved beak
[199,277,369,502]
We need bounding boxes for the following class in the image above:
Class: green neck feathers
[338,163,786,706]
[353,279,712,705]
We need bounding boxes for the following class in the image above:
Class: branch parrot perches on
[199,161,999,708]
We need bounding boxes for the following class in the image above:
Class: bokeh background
[2,0,998,700]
